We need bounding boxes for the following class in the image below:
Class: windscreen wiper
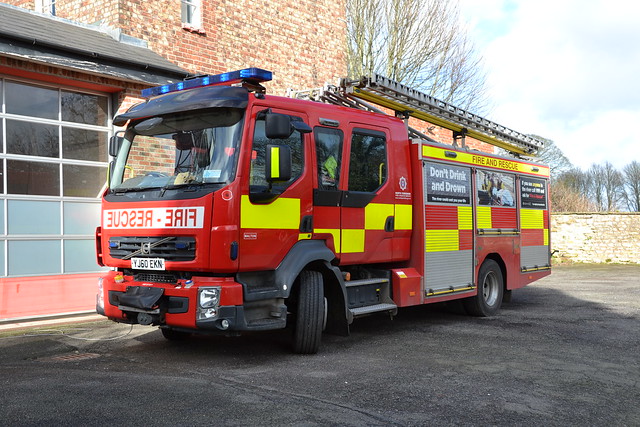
[159,182,207,197]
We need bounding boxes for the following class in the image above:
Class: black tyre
[292,270,324,354]
[161,327,191,341]
[463,259,504,317]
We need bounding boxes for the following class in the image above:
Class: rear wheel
[463,259,504,317]
[292,270,324,354]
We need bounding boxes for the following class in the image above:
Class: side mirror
[109,135,124,157]
[265,144,292,183]
[265,113,293,139]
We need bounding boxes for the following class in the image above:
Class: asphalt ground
[0,264,638,426]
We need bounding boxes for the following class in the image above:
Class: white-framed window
[0,77,111,276]
[181,0,202,30]
[35,0,56,15]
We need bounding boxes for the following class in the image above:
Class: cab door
[238,106,313,270]
[311,125,344,259]
[339,125,397,265]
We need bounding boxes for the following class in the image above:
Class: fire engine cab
[96,68,551,353]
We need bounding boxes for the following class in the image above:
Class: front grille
[134,272,178,284]
[109,236,196,261]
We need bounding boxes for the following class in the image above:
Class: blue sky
[458,0,640,170]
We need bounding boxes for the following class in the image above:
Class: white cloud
[459,0,640,170]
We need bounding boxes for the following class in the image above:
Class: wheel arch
[236,240,350,335]
[290,258,350,336]
[464,254,505,317]
[481,252,507,291]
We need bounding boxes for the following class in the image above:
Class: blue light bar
[141,68,273,98]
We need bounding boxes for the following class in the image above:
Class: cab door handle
[300,215,313,233]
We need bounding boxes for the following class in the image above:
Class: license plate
[131,257,165,270]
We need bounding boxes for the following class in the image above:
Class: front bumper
[96,271,286,332]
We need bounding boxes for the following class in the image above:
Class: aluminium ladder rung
[343,74,544,156]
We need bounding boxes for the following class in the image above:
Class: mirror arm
[291,120,312,134]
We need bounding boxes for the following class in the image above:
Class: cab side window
[315,127,343,190]
[348,128,387,192]
[250,116,304,193]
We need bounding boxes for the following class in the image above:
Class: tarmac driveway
[0,264,638,426]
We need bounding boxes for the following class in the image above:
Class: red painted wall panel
[0,274,100,320]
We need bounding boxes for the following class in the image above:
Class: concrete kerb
[0,312,103,332]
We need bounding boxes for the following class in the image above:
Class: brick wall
[4,1,501,153]
[552,213,640,264]
[6,0,31,8]
[10,0,347,95]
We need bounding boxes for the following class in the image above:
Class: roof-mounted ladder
[289,74,545,157]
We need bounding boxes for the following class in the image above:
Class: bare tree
[346,0,381,83]
[588,164,606,211]
[588,162,624,212]
[622,161,640,212]
[534,136,573,179]
[602,162,624,212]
[551,180,596,212]
[554,168,595,212]
[346,0,488,111]
[557,168,590,195]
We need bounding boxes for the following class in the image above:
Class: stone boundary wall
[551,213,640,264]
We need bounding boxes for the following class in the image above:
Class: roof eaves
[0,3,190,81]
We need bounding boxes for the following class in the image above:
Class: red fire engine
[96,68,551,353]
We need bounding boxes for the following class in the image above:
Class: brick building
[0,0,490,321]
[0,0,347,320]
[7,0,347,95]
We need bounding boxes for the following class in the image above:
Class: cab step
[345,278,389,287]
[349,303,398,317]
[344,274,397,318]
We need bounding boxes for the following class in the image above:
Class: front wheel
[292,270,324,354]
[463,259,504,317]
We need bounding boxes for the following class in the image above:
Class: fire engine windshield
[110,108,244,192]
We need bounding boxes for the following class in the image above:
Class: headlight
[199,287,220,308]
[198,308,218,320]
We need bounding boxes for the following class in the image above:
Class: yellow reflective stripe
[521,209,544,229]
[395,204,412,230]
[426,229,459,252]
[365,203,412,230]
[422,145,550,177]
[458,206,473,230]
[365,203,394,230]
[544,229,549,246]
[315,228,341,252]
[240,195,299,229]
[342,229,365,253]
[427,286,474,296]
[521,266,551,272]
[270,146,280,179]
[476,206,492,229]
